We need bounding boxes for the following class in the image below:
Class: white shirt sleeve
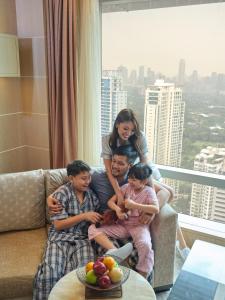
[101,134,112,160]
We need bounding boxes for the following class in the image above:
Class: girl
[88,163,159,278]
[101,108,190,259]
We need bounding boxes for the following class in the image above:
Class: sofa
[0,168,177,300]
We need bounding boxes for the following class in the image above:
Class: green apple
[86,270,97,285]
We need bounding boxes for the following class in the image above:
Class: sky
[102,3,225,77]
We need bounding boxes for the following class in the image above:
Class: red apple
[98,274,112,289]
[93,261,107,276]
[96,256,104,262]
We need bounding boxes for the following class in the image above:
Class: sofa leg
[154,284,173,293]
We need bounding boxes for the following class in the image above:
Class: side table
[49,267,156,300]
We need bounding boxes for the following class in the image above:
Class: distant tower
[138,65,145,85]
[101,70,127,136]
[177,59,186,86]
[190,147,225,223]
[117,65,128,85]
[129,69,137,85]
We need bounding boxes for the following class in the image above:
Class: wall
[0,0,50,173]
[0,0,24,172]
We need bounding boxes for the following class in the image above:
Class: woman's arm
[53,211,102,231]
[108,194,127,220]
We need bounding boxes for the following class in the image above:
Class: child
[88,162,159,278]
[33,160,102,300]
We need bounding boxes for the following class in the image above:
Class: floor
[155,248,185,300]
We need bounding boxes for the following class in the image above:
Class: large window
[101,2,225,223]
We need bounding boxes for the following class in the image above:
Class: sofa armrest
[150,203,178,291]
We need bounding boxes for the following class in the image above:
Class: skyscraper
[177,59,186,86]
[101,70,127,136]
[144,80,185,193]
[144,80,185,166]
[190,147,225,223]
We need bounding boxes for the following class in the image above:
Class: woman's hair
[109,109,141,155]
[67,160,91,177]
[128,162,152,181]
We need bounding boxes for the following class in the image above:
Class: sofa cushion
[0,170,45,233]
[45,168,67,197]
[45,169,68,223]
[0,228,47,299]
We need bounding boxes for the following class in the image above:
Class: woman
[101,108,190,259]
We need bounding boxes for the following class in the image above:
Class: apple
[96,256,104,262]
[93,261,107,276]
[98,274,112,289]
[86,270,97,285]
[108,267,123,283]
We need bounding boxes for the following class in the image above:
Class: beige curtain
[76,0,101,166]
[44,0,101,168]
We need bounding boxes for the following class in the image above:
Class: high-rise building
[177,59,186,86]
[101,70,127,136]
[129,69,137,85]
[144,80,185,166]
[144,80,185,193]
[190,147,225,223]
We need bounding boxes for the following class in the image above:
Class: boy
[33,160,101,300]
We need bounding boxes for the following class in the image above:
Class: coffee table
[168,239,225,300]
[49,267,156,300]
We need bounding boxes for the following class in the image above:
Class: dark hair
[128,162,152,180]
[112,145,138,164]
[67,160,91,177]
[109,109,141,156]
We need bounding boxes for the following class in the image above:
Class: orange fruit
[103,256,116,270]
[85,261,94,273]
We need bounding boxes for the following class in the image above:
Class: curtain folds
[44,0,101,168]
[77,0,101,166]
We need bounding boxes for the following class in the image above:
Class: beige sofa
[0,169,177,300]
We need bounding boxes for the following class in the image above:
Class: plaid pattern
[33,239,95,300]
[33,182,100,300]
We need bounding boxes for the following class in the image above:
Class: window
[101,2,225,224]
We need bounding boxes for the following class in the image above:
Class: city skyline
[102,3,225,77]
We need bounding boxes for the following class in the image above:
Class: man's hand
[47,195,62,215]
[124,198,136,210]
[116,208,128,220]
[139,212,155,225]
[84,212,102,224]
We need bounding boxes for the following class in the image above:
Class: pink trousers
[88,222,154,274]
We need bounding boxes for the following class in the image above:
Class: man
[48,145,171,222]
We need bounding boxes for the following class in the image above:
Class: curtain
[44,0,78,168]
[44,0,101,168]
[76,0,101,166]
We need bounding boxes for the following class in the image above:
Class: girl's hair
[109,109,141,156]
[67,160,91,176]
[128,162,152,181]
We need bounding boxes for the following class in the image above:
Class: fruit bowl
[76,264,130,291]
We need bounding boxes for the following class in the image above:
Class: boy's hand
[139,212,155,225]
[84,212,102,224]
[124,198,136,210]
[47,195,62,215]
